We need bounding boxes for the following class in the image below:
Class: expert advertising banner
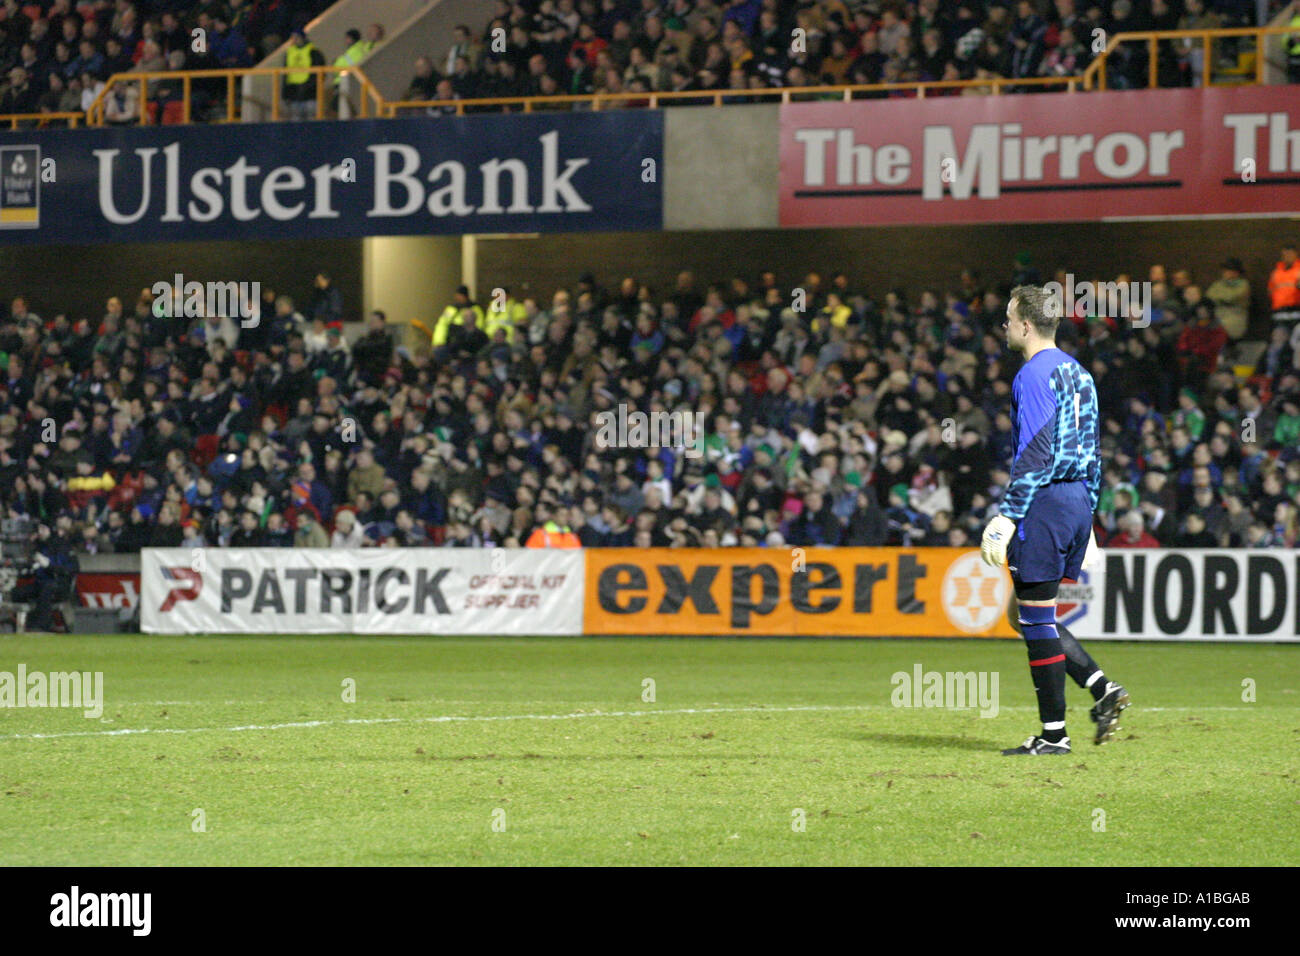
[583,547,1020,638]
[141,548,584,635]
[780,86,1300,227]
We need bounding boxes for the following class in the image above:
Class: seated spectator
[1106,510,1161,548]
[1176,304,1228,389]
[294,512,329,548]
[330,508,366,548]
[405,56,439,101]
[0,67,38,115]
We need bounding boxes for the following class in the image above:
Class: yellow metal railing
[1083,24,1296,90]
[383,75,1080,116]
[0,27,1293,132]
[84,64,384,126]
[0,111,83,130]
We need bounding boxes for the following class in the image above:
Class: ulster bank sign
[0,111,662,245]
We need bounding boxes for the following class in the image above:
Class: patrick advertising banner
[779,86,1299,226]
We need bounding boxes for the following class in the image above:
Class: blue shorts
[1007,481,1093,585]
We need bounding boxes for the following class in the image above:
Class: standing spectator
[1039,24,1086,76]
[444,24,481,75]
[1008,0,1047,78]
[1178,0,1221,86]
[1268,244,1300,326]
[282,29,325,120]
[1205,257,1250,341]
[1288,4,1300,84]
[12,523,78,631]
[309,271,343,325]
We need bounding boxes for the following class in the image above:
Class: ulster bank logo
[0,146,39,228]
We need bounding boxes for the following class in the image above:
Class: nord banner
[779,86,1298,227]
[141,548,584,635]
[1064,549,1300,642]
[0,111,662,245]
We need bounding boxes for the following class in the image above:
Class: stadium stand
[0,0,337,125]
[1,0,1289,129]
[395,0,1283,107]
[2,247,1298,558]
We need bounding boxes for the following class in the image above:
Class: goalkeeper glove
[980,515,1016,567]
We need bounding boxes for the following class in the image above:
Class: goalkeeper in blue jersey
[981,285,1129,755]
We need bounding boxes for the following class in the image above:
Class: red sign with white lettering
[76,572,140,609]
[779,86,1298,226]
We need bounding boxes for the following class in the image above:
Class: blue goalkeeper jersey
[1002,347,1101,522]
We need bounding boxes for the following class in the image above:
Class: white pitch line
[0,704,877,741]
[0,703,1262,742]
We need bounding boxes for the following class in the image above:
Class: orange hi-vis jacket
[1269,259,1300,311]
[524,521,581,548]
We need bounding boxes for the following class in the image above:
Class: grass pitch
[0,634,1295,866]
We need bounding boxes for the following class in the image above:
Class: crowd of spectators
[0,0,333,121]
[401,0,1277,109]
[1,0,1284,124]
[4,245,1300,566]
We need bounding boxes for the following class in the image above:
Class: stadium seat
[161,101,186,125]
[1247,375,1273,406]
[191,434,220,469]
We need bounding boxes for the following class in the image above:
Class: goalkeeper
[981,286,1129,755]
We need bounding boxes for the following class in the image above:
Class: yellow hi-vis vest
[484,299,526,343]
[1290,15,1300,56]
[333,40,373,85]
[431,303,486,347]
[286,43,316,86]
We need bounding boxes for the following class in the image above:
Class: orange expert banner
[583,548,1018,638]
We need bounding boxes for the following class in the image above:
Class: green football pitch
[0,635,1295,866]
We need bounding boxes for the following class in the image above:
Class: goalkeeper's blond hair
[1009,284,1063,337]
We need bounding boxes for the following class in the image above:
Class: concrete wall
[664,104,780,231]
[361,0,496,102]
[243,0,434,121]
[1263,2,1297,86]
[362,234,462,351]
